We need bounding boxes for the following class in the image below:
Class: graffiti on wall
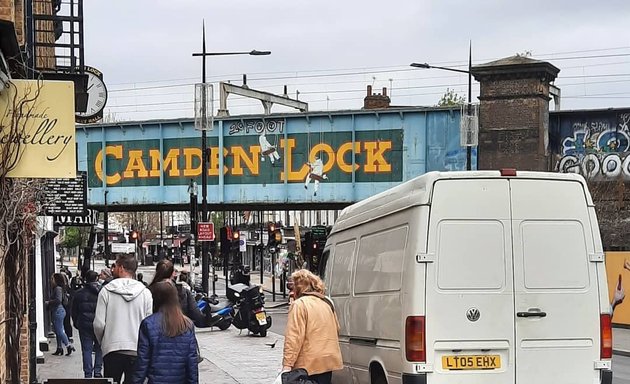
[554,112,630,179]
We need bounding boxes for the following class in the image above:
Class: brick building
[0,1,57,382]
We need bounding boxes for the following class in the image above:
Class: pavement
[37,326,285,383]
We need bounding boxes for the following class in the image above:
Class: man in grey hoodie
[94,254,152,384]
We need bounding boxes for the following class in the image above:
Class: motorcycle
[195,293,233,331]
[227,283,272,337]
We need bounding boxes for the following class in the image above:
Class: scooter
[195,293,233,331]
[227,283,272,337]
[230,264,251,286]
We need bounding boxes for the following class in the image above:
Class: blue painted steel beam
[77,107,469,208]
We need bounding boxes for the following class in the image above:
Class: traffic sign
[239,233,247,252]
[197,222,215,241]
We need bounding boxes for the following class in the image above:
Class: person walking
[137,273,148,287]
[94,254,153,384]
[132,281,199,384]
[99,268,113,286]
[71,270,104,378]
[281,269,342,384]
[149,260,205,327]
[45,273,75,356]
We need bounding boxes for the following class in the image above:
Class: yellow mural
[1,80,76,178]
[605,252,630,325]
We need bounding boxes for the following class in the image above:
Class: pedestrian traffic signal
[131,230,138,240]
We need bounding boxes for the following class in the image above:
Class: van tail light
[405,316,426,362]
[601,313,612,359]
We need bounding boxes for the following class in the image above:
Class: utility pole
[192,21,270,295]
[104,190,109,268]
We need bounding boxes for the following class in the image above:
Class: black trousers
[103,352,137,384]
[309,372,332,384]
[62,305,73,338]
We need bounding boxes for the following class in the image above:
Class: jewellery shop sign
[0,80,76,178]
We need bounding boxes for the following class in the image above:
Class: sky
[82,0,630,122]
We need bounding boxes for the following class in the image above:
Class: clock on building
[76,65,108,124]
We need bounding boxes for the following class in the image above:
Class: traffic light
[220,227,230,257]
[127,228,138,243]
[231,228,240,253]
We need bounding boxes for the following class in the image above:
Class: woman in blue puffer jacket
[132,280,199,384]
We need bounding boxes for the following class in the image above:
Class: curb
[614,348,630,357]
[266,301,290,309]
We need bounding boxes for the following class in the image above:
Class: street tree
[437,88,465,107]
[59,227,84,261]
[112,211,168,265]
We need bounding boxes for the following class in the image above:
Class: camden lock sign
[86,129,403,187]
[1,80,76,178]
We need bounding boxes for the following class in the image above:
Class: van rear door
[425,178,515,383]
[510,179,601,384]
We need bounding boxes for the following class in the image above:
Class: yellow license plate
[255,312,267,324]
[442,355,501,370]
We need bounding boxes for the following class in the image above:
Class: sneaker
[94,373,103,378]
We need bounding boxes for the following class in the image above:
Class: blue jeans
[52,306,70,349]
[79,329,103,378]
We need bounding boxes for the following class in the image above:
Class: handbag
[281,368,316,384]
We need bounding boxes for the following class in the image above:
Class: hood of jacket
[86,281,101,295]
[104,278,147,302]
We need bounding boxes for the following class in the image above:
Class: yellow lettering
[364,141,392,173]
[337,142,361,173]
[149,150,161,177]
[231,145,260,176]
[183,148,202,177]
[149,149,181,177]
[123,150,149,178]
[209,147,229,176]
[94,145,122,185]
[309,143,335,173]
[280,139,309,181]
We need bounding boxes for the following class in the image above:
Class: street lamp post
[411,43,473,170]
[192,21,270,295]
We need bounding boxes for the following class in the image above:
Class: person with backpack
[148,260,205,327]
[45,273,75,356]
[71,270,104,378]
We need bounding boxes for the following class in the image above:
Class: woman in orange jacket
[282,269,342,384]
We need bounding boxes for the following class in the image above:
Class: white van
[321,170,613,384]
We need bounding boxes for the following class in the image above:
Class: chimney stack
[363,85,391,109]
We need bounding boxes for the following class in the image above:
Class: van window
[519,221,589,289]
[355,226,408,294]
[437,220,506,290]
[329,240,356,296]
[319,249,331,280]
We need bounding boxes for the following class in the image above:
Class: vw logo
[466,308,481,322]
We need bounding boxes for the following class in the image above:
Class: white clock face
[77,72,107,118]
